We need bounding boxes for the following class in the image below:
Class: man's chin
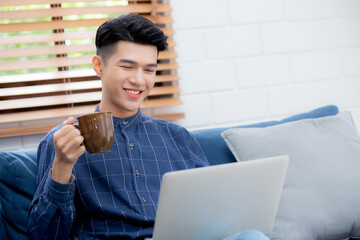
[124,104,141,114]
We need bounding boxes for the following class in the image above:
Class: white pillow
[221,112,360,240]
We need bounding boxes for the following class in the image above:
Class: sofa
[1,105,360,240]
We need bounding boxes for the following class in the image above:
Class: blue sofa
[0,105,351,239]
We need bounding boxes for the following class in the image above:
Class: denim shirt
[28,108,209,239]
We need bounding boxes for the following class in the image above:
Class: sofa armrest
[0,149,37,240]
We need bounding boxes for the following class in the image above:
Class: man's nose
[130,68,145,84]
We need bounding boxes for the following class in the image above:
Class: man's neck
[98,102,139,119]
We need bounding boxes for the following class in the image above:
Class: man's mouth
[124,88,143,98]
[126,89,141,95]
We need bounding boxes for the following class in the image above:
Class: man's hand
[51,117,85,184]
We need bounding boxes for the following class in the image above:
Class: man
[27,14,269,240]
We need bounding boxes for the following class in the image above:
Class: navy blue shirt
[28,108,209,239]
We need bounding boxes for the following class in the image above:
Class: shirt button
[143,198,147,203]
[136,170,140,177]
[129,143,134,148]
[122,121,128,125]
[69,189,73,194]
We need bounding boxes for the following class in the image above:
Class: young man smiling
[95,41,159,119]
[27,14,269,240]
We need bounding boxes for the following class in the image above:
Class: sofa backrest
[0,105,340,240]
[191,105,339,165]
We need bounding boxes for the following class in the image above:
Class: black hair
[95,14,168,63]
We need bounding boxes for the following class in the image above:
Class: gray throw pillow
[221,112,360,240]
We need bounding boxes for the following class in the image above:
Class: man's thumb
[62,116,75,126]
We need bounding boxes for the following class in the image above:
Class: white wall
[1,0,360,151]
[165,0,360,131]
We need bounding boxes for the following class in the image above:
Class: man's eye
[145,69,155,73]
[121,66,132,69]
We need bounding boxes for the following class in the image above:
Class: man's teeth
[126,90,141,94]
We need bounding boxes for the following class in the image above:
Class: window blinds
[0,0,183,138]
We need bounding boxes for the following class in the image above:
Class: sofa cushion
[0,149,37,240]
[221,112,360,240]
[191,105,339,165]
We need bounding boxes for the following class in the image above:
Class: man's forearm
[28,171,76,239]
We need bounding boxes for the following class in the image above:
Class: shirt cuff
[45,172,76,204]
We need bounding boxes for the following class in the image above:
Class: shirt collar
[94,104,142,129]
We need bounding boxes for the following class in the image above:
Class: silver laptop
[153,155,289,240]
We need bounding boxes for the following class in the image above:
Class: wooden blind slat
[151,112,185,121]
[0,70,179,84]
[0,44,95,58]
[1,45,176,59]
[0,124,60,138]
[0,92,102,110]
[0,80,101,97]
[155,74,180,83]
[1,0,171,11]
[141,97,182,109]
[0,55,93,71]
[1,31,175,45]
[1,56,178,71]
[0,16,172,33]
[0,112,185,138]
[1,95,183,111]
[155,4,172,12]
[0,0,128,7]
[1,31,94,45]
[0,69,96,84]
[0,5,156,20]
[0,19,109,33]
[1,86,180,110]
[0,105,97,124]
[157,15,173,24]
[148,86,181,96]
[1,83,179,98]
[158,50,177,60]
[167,38,176,47]
[161,27,174,36]
[0,4,172,20]
[1,4,172,20]
[157,63,178,71]
[0,102,183,125]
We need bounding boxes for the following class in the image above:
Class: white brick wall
[313,18,360,48]
[205,26,261,59]
[284,0,338,20]
[340,47,360,77]
[229,0,283,24]
[172,0,360,131]
[212,88,269,124]
[290,50,340,82]
[261,22,314,53]
[1,0,360,151]
[178,60,236,94]
[235,55,290,87]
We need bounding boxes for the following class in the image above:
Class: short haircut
[95,14,168,63]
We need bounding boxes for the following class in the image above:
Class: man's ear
[92,55,104,78]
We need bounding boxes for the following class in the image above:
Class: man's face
[97,41,158,118]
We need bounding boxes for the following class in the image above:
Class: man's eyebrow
[118,59,158,68]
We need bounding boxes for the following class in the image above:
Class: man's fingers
[74,144,86,158]
[54,124,76,143]
[61,134,84,154]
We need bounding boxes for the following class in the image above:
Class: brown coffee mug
[74,112,114,154]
